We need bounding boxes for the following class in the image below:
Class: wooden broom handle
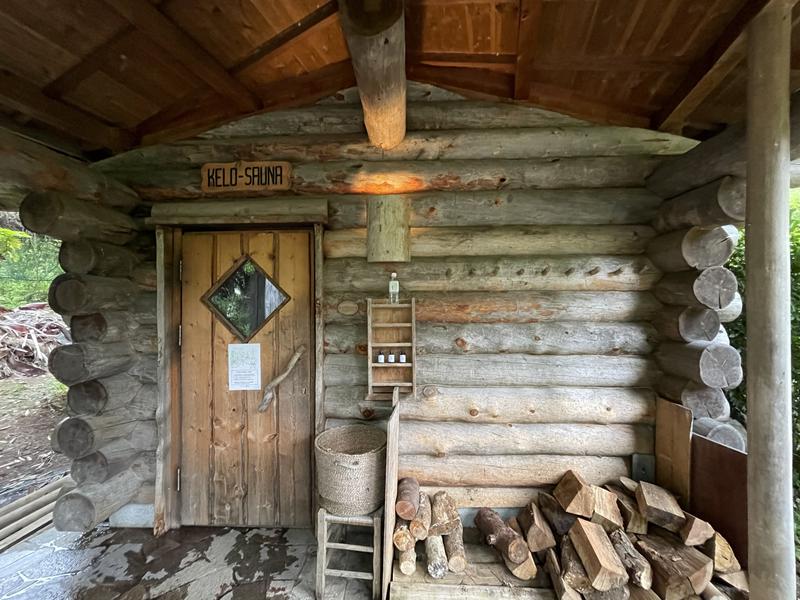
[258,345,306,412]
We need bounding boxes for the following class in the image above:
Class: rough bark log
[636,534,714,599]
[325,225,656,258]
[647,226,738,272]
[517,500,556,551]
[48,273,152,316]
[561,534,595,593]
[147,197,328,225]
[609,529,652,589]
[398,546,417,576]
[652,177,746,231]
[328,188,662,230]
[680,513,715,546]
[71,313,157,353]
[104,156,662,200]
[692,418,746,452]
[657,376,731,420]
[554,470,596,518]
[654,306,721,343]
[475,507,529,564]
[592,486,625,532]
[399,455,631,487]
[428,491,460,536]
[54,416,157,459]
[654,267,738,310]
[569,519,629,592]
[398,422,653,457]
[635,482,686,533]
[393,518,415,551]
[325,255,661,293]
[53,455,154,531]
[538,492,577,537]
[59,239,144,277]
[324,290,662,324]
[396,477,420,520]
[49,342,135,385]
[424,535,448,579]
[67,374,152,415]
[443,521,467,573]
[409,492,431,541]
[20,191,138,243]
[656,342,742,389]
[604,485,648,535]
[325,384,656,425]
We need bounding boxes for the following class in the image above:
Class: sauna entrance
[179,230,313,527]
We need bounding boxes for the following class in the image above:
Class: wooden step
[327,541,374,553]
[325,568,374,581]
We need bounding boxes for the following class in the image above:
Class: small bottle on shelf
[387,352,396,363]
[377,351,385,364]
[399,351,407,363]
[389,272,400,304]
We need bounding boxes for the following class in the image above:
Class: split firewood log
[503,547,538,581]
[425,535,448,579]
[636,534,713,599]
[443,521,467,573]
[517,500,556,551]
[702,582,732,599]
[475,507,529,564]
[569,518,629,592]
[592,486,624,532]
[681,513,715,546]
[393,518,415,551]
[409,492,431,540]
[628,588,660,599]
[609,529,652,590]
[701,532,741,574]
[540,491,578,536]
[605,484,648,534]
[714,570,748,593]
[635,481,686,532]
[544,547,581,600]
[584,586,631,600]
[555,470,595,517]
[429,491,460,536]
[560,534,595,594]
[395,477,420,520]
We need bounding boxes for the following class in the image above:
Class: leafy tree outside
[0,214,62,308]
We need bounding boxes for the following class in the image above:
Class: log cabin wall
[95,83,702,524]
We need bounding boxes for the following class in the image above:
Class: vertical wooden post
[746,2,796,598]
[367,196,411,262]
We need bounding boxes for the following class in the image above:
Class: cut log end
[53,493,95,532]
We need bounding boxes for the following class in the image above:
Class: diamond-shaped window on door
[201,255,290,342]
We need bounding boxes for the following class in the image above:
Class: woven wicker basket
[315,424,387,516]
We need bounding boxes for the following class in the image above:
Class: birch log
[656,342,742,389]
[654,267,738,310]
[646,226,738,272]
[653,306,721,343]
[652,177,746,231]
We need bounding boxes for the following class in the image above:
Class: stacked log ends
[652,177,746,232]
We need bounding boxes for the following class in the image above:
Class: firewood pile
[0,303,70,378]
[392,477,467,578]
[480,469,748,600]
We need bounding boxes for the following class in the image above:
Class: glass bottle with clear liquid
[388,272,400,304]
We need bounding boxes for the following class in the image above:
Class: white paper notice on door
[228,344,261,391]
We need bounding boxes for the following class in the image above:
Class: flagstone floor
[0,525,373,600]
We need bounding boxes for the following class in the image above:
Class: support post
[746,2,796,598]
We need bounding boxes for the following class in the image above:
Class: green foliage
[0,227,28,258]
[725,189,800,556]
[0,231,61,308]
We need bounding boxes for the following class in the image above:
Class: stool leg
[372,513,382,600]
[316,508,327,600]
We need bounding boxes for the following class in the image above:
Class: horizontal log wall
[95,90,698,514]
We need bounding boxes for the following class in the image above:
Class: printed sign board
[201,161,292,193]
[228,343,261,391]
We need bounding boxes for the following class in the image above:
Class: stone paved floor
[0,525,373,600]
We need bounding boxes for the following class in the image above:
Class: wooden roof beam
[339,0,406,149]
[653,0,787,133]
[0,70,132,151]
[102,0,261,114]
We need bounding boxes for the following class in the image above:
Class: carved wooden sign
[201,161,292,193]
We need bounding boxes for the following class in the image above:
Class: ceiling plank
[653,0,778,132]
[0,70,132,150]
[101,0,260,113]
[514,0,544,99]
[407,63,515,99]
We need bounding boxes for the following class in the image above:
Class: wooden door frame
[154,224,324,534]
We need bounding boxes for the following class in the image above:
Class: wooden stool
[316,507,382,600]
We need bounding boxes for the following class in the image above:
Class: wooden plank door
[179,230,313,527]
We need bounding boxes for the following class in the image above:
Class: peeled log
[54,416,156,459]
[654,267,738,310]
[656,342,742,389]
[20,191,138,243]
[71,312,157,352]
[409,492,431,540]
[475,507,529,564]
[54,455,154,531]
[654,306,721,343]
[425,535,448,579]
[396,477,420,520]
[652,177,746,232]
[398,547,417,575]
[658,376,730,420]
[49,342,135,385]
[67,374,151,414]
[71,439,148,484]
[59,240,143,276]
[692,418,746,452]
[647,226,738,272]
[48,273,144,315]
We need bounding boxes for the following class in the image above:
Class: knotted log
[49,342,135,385]
[70,312,157,353]
[71,438,148,484]
[475,507,529,564]
[429,491,460,536]
[647,226,738,272]
[443,521,466,573]
[67,374,151,414]
[656,342,742,389]
[48,273,144,315]
[53,416,156,459]
[652,177,746,232]
[693,418,746,452]
[59,240,143,276]
[658,376,730,420]
[54,454,155,531]
[654,306,721,343]
[19,191,138,243]
[654,267,738,310]
[395,477,420,520]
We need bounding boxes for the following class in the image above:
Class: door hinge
[178,259,183,280]
[178,324,182,347]
[176,467,181,492]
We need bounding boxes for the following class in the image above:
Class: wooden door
[179,230,313,527]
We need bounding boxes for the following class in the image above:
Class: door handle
[258,345,306,412]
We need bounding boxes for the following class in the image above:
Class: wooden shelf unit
[367,298,416,398]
